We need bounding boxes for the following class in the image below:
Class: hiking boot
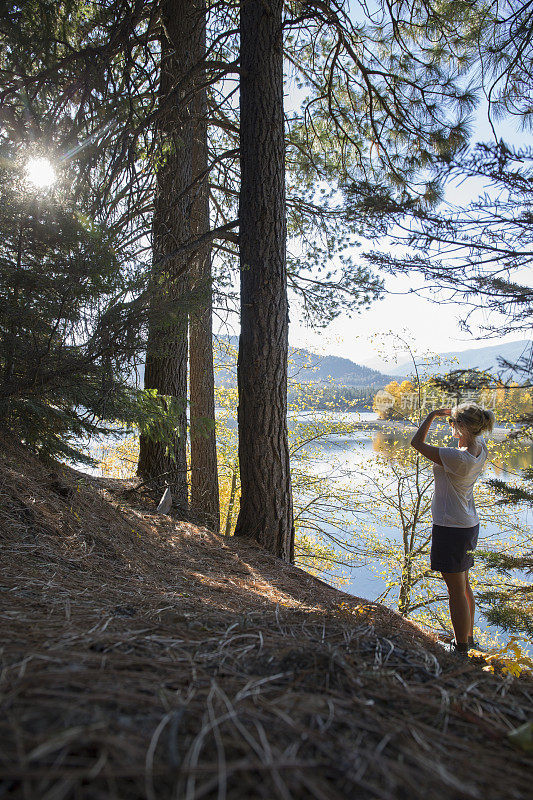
[444,640,469,659]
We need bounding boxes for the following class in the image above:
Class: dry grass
[0,435,532,800]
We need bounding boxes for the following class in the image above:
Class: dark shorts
[430,523,479,573]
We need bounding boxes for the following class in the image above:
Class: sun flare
[25,157,56,189]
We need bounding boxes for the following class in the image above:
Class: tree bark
[189,0,220,531]
[234,0,294,561]
[137,0,198,512]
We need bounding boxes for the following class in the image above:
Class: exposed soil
[1,436,531,799]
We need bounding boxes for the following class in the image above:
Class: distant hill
[288,349,398,388]
[378,339,531,381]
[214,336,398,390]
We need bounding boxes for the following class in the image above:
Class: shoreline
[339,417,519,443]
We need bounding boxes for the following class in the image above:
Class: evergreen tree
[349,1,532,348]
[476,471,533,638]
[429,369,495,406]
[189,0,220,531]
[235,0,294,560]
[137,0,197,512]
[358,142,533,342]
[0,146,146,463]
[232,0,474,558]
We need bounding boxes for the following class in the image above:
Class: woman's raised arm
[410,408,451,466]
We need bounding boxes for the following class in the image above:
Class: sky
[282,30,533,368]
[289,280,527,369]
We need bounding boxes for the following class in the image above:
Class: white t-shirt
[432,438,488,528]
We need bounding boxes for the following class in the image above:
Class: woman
[410,402,495,656]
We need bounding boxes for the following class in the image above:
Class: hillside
[223,335,399,388]
[287,348,399,387]
[381,339,531,380]
[1,438,532,799]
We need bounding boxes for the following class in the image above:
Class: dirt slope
[1,436,532,800]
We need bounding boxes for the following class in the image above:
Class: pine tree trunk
[189,0,220,531]
[137,0,197,513]
[234,0,294,561]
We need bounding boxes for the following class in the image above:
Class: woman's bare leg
[465,569,475,639]
[441,571,470,644]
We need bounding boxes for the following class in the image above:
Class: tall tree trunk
[189,0,220,531]
[234,0,294,561]
[137,0,197,513]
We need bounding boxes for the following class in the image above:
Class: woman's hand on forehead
[434,407,453,418]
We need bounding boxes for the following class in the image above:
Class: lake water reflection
[293,410,533,473]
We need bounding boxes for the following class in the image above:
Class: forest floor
[1,436,532,800]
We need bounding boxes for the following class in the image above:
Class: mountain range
[134,337,531,393]
[375,339,531,381]
[214,336,397,390]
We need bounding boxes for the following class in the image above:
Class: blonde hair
[450,402,495,436]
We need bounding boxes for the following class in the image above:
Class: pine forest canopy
[0,0,477,315]
[1,0,530,303]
